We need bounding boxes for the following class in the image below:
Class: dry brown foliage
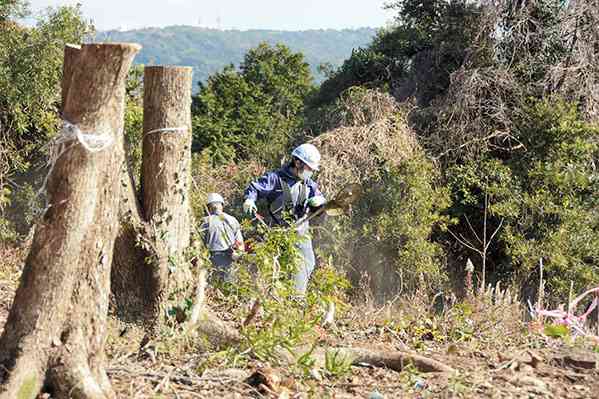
[426,0,599,162]
[546,0,599,119]
[190,155,266,218]
[310,89,421,195]
[428,67,527,160]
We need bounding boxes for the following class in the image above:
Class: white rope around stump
[144,127,188,136]
[48,120,115,157]
[40,120,115,197]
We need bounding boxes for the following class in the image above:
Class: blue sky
[28,0,395,31]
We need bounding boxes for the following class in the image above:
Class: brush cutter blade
[324,205,345,216]
[323,183,362,216]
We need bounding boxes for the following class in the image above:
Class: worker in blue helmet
[200,193,245,282]
[243,143,326,294]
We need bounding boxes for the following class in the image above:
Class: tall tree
[192,42,314,165]
[311,0,482,107]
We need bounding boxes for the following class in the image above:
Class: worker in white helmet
[242,143,326,294]
[200,193,245,282]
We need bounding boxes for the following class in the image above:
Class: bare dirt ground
[1,243,598,398]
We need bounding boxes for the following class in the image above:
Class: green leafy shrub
[123,65,144,185]
[0,186,17,242]
[324,349,352,378]
[208,225,348,365]
[357,156,452,291]
[446,99,599,301]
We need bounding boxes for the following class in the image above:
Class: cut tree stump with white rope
[0,42,140,399]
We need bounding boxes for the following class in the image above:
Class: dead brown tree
[0,43,140,399]
[448,192,504,290]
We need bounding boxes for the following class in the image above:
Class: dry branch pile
[310,89,421,195]
[423,0,599,162]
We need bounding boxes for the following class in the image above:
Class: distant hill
[96,26,377,90]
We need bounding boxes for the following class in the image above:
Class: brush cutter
[296,183,362,225]
[243,183,362,253]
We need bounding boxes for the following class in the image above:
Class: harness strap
[270,173,308,223]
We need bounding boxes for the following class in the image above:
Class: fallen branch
[322,347,455,373]
[186,305,453,373]
[188,311,243,349]
[182,268,244,348]
[347,347,454,373]
[107,367,249,386]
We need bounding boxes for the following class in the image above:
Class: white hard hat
[291,143,321,171]
[207,192,224,205]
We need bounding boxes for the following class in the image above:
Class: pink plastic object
[535,286,599,342]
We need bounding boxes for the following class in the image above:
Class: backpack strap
[296,181,308,212]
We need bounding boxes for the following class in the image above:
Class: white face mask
[299,169,313,181]
[210,204,224,215]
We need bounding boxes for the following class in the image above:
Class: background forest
[96,26,377,89]
[4,0,597,303]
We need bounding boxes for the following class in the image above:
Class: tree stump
[142,66,193,322]
[111,66,193,326]
[142,66,192,256]
[0,43,140,399]
[110,168,153,322]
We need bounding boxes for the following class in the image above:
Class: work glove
[307,195,326,209]
[243,198,257,215]
[232,250,244,261]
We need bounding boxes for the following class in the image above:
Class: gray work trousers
[294,237,315,295]
[209,250,235,283]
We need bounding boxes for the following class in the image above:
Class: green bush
[446,99,599,301]
[0,186,16,242]
[0,2,92,240]
[123,65,144,185]
[315,153,451,299]
[208,225,348,365]
[357,156,452,290]
[507,99,599,298]
[0,3,93,179]
[192,43,314,165]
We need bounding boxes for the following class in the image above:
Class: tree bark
[0,43,140,399]
[111,66,193,326]
[141,66,192,257]
[110,168,156,323]
[60,43,80,114]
